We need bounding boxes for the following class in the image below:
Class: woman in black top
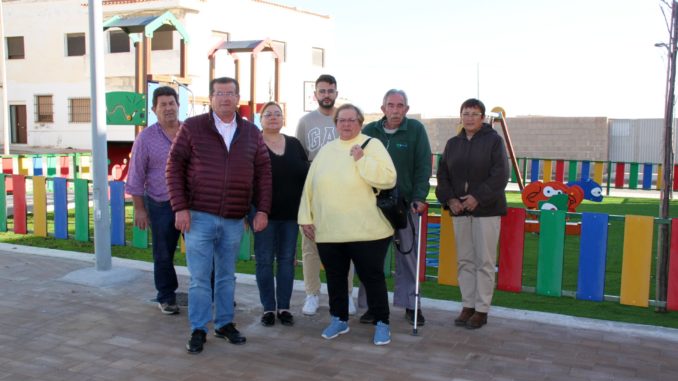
[252,101,309,326]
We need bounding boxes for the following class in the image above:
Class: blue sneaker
[321,316,349,339]
[373,321,391,345]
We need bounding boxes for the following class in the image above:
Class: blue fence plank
[642,163,653,190]
[32,156,43,176]
[530,159,540,182]
[110,181,126,246]
[576,212,609,301]
[53,178,68,239]
[580,161,591,181]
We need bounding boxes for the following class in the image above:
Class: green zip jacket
[362,116,432,204]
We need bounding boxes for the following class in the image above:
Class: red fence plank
[12,175,26,234]
[615,162,625,188]
[555,160,564,182]
[497,208,526,292]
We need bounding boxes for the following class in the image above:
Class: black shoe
[186,329,206,354]
[261,312,275,326]
[359,310,375,324]
[214,322,247,345]
[405,308,425,326]
[277,311,295,326]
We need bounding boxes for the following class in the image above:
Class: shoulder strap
[361,138,371,149]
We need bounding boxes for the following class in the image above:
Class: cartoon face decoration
[538,193,569,211]
[522,181,585,211]
[567,179,604,202]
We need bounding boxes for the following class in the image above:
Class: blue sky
[280,0,668,118]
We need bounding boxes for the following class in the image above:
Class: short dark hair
[460,98,486,116]
[333,103,365,126]
[210,77,240,96]
[152,86,178,108]
[315,74,337,87]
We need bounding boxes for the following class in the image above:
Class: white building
[0,0,336,149]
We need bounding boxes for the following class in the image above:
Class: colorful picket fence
[2,171,677,311]
[435,208,678,311]
[511,157,676,193]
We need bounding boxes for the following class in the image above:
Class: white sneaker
[348,295,357,315]
[302,294,319,316]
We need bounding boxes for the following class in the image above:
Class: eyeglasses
[461,112,483,118]
[262,112,282,118]
[213,91,237,98]
[337,118,358,124]
[317,89,336,95]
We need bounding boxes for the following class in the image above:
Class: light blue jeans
[185,210,244,333]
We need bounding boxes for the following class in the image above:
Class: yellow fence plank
[620,215,654,307]
[593,162,604,185]
[18,157,31,176]
[657,164,663,190]
[438,212,458,286]
[33,176,47,237]
[543,160,552,183]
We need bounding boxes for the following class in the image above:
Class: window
[109,30,129,53]
[6,36,25,59]
[151,30,173,51]
[271,40,286,62]
[69,98,91,123]
[35,95,54,123]
[312,47,324,67]
[66,33,86,56]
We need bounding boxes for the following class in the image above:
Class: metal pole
[656,0,678,313]
[0,1,11,155]
[88,0,112,271]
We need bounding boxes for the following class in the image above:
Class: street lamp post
[656,1,678,313]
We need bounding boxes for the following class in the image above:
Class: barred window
[312,47,324,67]
[35,95,54,123]
[69,98,91,123]
[66,33,86,56]
[7,36,25,59]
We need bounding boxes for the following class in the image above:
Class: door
[10,105,27,144]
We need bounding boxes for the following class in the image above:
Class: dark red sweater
[166,111,272,219]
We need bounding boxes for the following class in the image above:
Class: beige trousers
[301,232,354,296]
[452,215,501,313]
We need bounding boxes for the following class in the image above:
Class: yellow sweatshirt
[298,134,396,243]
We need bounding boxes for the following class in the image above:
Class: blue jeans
[252,219,298,311]
[145,196,181,305]
[185,210,244,333]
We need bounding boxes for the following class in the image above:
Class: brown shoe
[454,307,475,326]
[465,312,488,329]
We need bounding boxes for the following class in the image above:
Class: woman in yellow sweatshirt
[298,103,397,346]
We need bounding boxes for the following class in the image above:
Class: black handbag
[361,138,409,231]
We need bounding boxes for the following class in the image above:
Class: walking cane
[411,211,423,336]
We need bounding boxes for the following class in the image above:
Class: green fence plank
[238,227,252,260]
[384,241,394,278]
[510,159,518,183]
[132,225,149,248]
[74,179,89,242]
[629,163,639,189]
[567,160,578,183]
[536,210,566,297]
[0,174,5,232]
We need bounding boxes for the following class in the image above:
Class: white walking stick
[412,212,423,336]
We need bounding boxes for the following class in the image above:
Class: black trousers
[317,237,391,323]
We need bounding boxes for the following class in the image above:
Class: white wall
[1,0,335,148]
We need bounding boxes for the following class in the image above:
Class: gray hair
[382,89,408,106]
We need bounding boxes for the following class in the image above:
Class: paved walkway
[1,244,678,381]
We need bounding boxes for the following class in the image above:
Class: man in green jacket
[358,89,432,326]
